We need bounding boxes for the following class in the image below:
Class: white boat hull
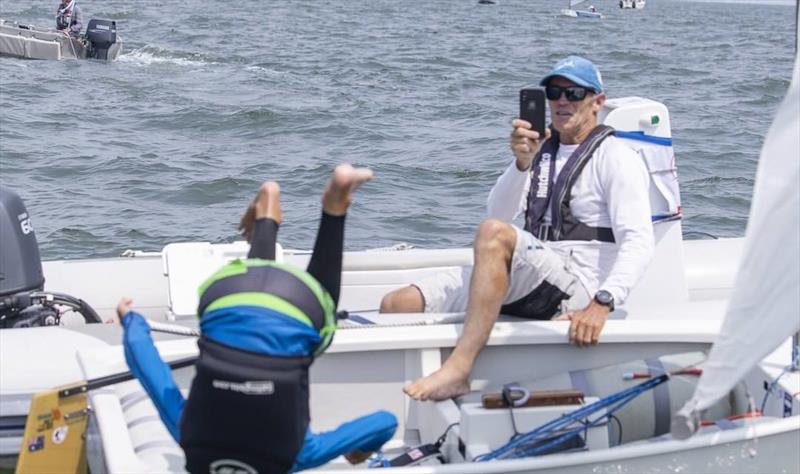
[2,239,798,472]
[73,317,800,473]
[560,8,604,19]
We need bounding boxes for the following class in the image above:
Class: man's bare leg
[239,181,282,241]
[321,163,373,215]
[379,286,425,313]
[403,220,516,401]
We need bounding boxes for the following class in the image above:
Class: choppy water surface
[0,0,795,259]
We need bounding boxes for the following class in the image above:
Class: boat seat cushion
[115,380,186,472]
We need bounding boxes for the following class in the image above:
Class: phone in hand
[520,87,547,135]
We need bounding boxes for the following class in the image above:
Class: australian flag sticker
[28,435,45,452]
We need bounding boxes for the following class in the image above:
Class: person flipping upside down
[118,164,397,474]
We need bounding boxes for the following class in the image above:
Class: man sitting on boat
[56,0,83,38]
[381,56,655,401]
[118,165,398,473]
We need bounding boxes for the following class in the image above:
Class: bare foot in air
[116,297,134,322]
[322,164,373,216]
[403,364,471,401]
[238,181,281,242]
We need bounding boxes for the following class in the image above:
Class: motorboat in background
[561,0,605,19]
[619,0,646,9]
[0,18,122,61]
[3,89,799,472]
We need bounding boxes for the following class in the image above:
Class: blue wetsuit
[122,214,397,473]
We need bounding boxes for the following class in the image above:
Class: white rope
[66,36,78,59]
[146,319,200,337]
[145,313,465,337]
[338,313,465,329]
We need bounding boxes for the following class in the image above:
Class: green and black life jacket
[196,258,337,356]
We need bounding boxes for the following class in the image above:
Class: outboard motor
[85,19,117,60]
[0,186,101,328]
[0,187,44,298]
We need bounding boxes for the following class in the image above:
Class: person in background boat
[589,5,598,12]
[381,56,654,401]
[118,164,398,473]
[56,0,84,37]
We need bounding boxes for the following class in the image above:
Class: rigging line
[68,36,77,59]
[145,313,464,337]
[476,374,669,461]
[507,387,650,459]
[760,353,800,414]
[609,414,623,446]
[435,422,460,447]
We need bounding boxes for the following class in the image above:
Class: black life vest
[180,337,311,474]
[196,259,336,356]
[56,6,74,30]
[524,125,616,243]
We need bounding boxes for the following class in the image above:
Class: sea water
[0,0,795,259]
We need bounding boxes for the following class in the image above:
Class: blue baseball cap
[539,56,604,93]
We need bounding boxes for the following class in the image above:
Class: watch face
[596,290,613,305]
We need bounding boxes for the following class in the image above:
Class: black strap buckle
[537,224,552,241]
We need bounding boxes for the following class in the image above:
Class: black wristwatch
[594,290,615,312]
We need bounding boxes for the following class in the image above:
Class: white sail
[672,19,800,438]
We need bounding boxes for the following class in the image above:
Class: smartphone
[520,87,547,135]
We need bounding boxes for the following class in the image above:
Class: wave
[118,45,217,67]
[170,176,261,205]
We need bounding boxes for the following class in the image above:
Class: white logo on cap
[557,59,575,70]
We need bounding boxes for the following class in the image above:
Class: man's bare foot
[238,181,281,242]
[403,365,471,401]
[344,449,372,465]
[322,164,373,216]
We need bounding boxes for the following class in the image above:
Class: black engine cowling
[0,187,44,298]
[86,19,117,60]
[0,186,102,327]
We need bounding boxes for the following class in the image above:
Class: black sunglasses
[545,85,592,102]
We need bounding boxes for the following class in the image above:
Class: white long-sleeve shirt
[487,135,654,305]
